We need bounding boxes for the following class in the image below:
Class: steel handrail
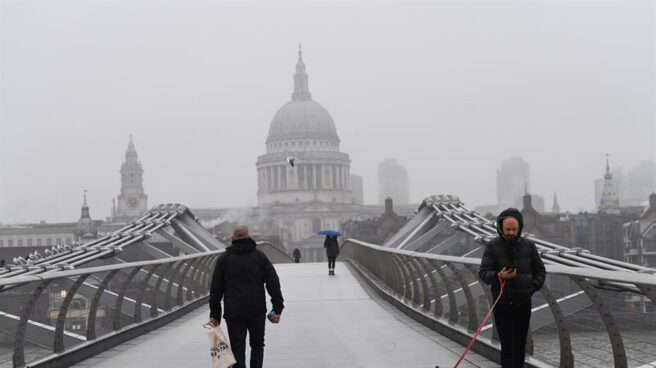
[345,238,656,287]
[0,250,223,288]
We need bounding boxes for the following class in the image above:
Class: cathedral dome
[267,100,338,143]
[266,45,339,144]
[256,46,353,208]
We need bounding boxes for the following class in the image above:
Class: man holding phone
[479,208,546,368]
[209,225,284,368]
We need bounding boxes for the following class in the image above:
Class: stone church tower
[75,190,97,242]
[599,154,620,214]
[113,136,148,222]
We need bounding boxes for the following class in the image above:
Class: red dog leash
[452,273,506,368]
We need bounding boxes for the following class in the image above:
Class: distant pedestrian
[292,248,301,263]
[209,225,285,368]
[479,208,546,368]
[323,235,339,275]
[0,259,4,268]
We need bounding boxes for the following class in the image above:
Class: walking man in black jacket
[292,247,301,263]
[479,208,546,368]
[209,225,284,368]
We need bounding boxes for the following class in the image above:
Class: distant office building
[112,136,148,222]
[350,175,364,205]
[625,161,656,207]
[378,159,409,205]
[497,156,530,209]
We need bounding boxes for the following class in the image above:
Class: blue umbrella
[318,230,342,237]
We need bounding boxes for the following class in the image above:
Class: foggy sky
[1,0,655,223]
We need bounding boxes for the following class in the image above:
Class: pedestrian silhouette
[323,236,339,275]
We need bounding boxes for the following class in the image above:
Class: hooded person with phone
[479,208,546,368]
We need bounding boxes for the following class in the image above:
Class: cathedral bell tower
[114,135,148,221]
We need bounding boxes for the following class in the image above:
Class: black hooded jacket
[478,208,546,305]
[209,238,284,320]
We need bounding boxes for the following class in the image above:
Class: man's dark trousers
[226,315,266,368]
[493,302,531,368]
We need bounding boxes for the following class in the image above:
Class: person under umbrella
[322,233,340,276]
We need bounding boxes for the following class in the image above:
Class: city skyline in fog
[1,0,655,223]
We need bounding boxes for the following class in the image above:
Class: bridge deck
[71,262,498,368]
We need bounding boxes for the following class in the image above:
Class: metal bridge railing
[0,251,222,368]
[340,239,656,368]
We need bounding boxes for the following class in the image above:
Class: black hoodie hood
[496,208,524,239]
[227,237,257,254]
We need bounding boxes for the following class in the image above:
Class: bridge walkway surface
[70,262,498,368]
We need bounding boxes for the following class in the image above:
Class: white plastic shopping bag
[205,323,237,368]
